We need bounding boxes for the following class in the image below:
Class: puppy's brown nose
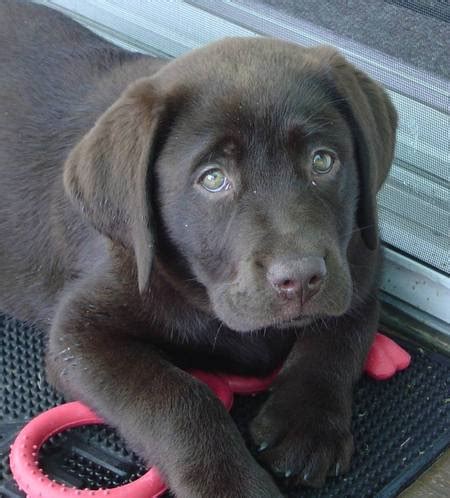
[267,256,326,304]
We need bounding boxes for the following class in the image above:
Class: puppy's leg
[46,277,281,498]
[250,296,378,487]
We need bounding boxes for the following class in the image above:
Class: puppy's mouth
[210,269,351,332]
[269,310,315,330]
[237,308,316,333]
[237,313,314,333]
[268,295,318,326]
[210,285,322,332]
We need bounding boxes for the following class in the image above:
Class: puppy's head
[64,38,397,332]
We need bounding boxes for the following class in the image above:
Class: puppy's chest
[142,291,295,374]
[159,327,295,376]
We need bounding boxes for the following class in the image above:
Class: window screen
[33,0,450,324]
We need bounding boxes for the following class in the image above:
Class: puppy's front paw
[250,390,354,488]
[176,459,283,498]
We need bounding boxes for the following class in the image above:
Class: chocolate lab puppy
[0,0,397,496]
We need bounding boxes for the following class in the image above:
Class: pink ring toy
[9,401,166,498]
[10,332,410,497]
[9,371,236,498]
[189,369,234,410]
[221,368,280,395]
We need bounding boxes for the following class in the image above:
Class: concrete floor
[400,450,449,497]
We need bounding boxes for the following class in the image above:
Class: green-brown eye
[312,151,335,174]
[199,168,230,192]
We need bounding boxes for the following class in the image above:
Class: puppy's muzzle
[267,256,327,305]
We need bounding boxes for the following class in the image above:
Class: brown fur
[0,1,397,496]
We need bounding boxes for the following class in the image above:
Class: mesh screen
[251,0,449,76]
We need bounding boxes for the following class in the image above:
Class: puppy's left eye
[198,168,230,192]
[312,151,335,174]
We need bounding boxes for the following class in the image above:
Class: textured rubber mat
[0,313,449,497]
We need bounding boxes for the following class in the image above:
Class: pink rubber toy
[10,332,410,498]
[9,402,166,498]
[364,332,411,380]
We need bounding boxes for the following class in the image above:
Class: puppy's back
[0,0,162,323]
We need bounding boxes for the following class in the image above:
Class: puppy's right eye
[312,150,335,174]
[198,168,230,192]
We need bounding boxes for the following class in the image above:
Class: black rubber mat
[1,313,449,497]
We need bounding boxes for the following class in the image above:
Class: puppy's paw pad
[250,398,353,487]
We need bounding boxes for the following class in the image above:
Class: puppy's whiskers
[342,223,376,237]
[212,321,224,351]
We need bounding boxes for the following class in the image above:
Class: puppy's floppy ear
[64,78,162,292]
[313,47,398,250]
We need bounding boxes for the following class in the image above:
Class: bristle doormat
[0,313,449,498]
